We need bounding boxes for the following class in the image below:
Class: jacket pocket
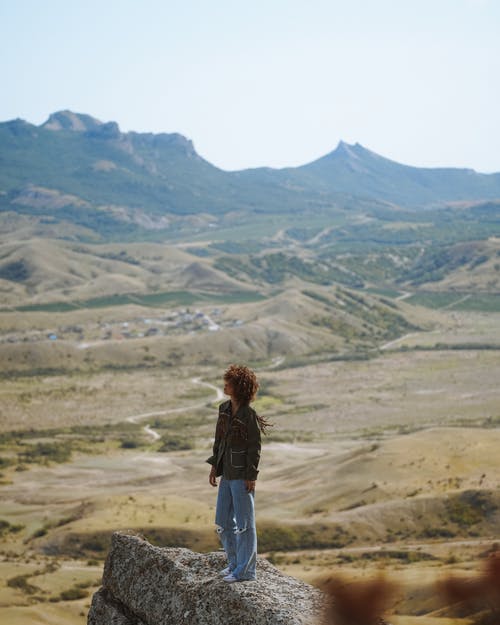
[231,449,246,469]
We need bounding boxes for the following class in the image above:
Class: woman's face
[223,379,235,397]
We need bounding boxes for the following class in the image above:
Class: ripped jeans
[215,478,257,580]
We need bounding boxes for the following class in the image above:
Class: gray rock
[88,588,147,625]
[88,531,324,625]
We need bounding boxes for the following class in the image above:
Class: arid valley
[1,283,499,624]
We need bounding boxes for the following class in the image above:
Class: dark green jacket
[206,400,261,481]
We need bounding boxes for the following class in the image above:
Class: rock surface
[88,531,324,625]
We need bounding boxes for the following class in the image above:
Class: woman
[207,364,269,583]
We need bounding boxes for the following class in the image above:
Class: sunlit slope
[300,142,500,207]
[259,427,500,538]
[6,427,498,554]
[0,287,423,373]
[400,236,500,291]
[0,239,250,305]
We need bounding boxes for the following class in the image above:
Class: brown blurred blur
[320,574,398,625]
[438,550,500,624]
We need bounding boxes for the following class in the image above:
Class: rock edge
[87,531,324,625]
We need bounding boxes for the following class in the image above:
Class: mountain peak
[333,140,374,158]
[42,110,106,133]
[308,141,387,168]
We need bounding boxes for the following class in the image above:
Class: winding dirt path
[125,376,224,441]
[125,359,283,441]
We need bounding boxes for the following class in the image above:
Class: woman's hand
[245,480,256,493]
[209,466,217,487]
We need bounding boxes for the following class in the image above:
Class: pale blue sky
[1,0,499,172]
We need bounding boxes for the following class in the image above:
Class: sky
[1,0,499,172]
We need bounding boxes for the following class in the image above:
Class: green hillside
[1,110,500,244]
[300,141,500,207]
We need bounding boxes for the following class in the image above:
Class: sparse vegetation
[359,549,437,562]
[258,523,350,552]
[445,491,498,527]
[419,527,457,539]
[0,519,25,535]
[0,260,30,282]
[120,439,142,449]
[59,586,89,601]
[19,441,72,464]
[7,574,40,594]
[157,434,194,452]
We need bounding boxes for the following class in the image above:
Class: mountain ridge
[1,110,500,241]
[5,110,497,175]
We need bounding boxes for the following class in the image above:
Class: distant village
[1,308,245,346]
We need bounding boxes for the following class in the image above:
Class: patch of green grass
[0,455,14,468]
[265,429,316,443]
[19,441,72,464]
[252,395,283,413]
[11,289,266,313]
[150,412,208,432]
[258,522,351,551]
[215,252,364,288]
[405,292,464,308]
[359,550,437,563]
[455,294,500,312]
[364,287,403,298]
[406,291,500,312]
[0,422,146,469]
[177,386,214,400]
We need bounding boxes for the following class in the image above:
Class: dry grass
[0,239,248,306]
[0,305,499,625]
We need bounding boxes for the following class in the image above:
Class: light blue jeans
[215,478,257,581]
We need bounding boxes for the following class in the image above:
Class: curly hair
[224,364,259,405]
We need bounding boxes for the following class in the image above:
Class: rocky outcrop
[88,532,324,625]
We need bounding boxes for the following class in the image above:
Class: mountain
[298,141,500,206]
[1,110,500,241]
[0,112,235,218]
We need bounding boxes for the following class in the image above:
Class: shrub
[120,439,141,449]
[19,441,72,464]
[7,574,39,594]
[60,586,89,601]
[81,535,109,552]
[158,435,193,452]
[0,456,13,469]
[446,491,497,527]
[419,527,456,538]
[0,519,24,536]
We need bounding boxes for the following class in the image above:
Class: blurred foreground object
[320,574,398,625]
[438,550,500,624]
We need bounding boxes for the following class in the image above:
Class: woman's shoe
[223,573,238,583]
[219,566,232,576]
